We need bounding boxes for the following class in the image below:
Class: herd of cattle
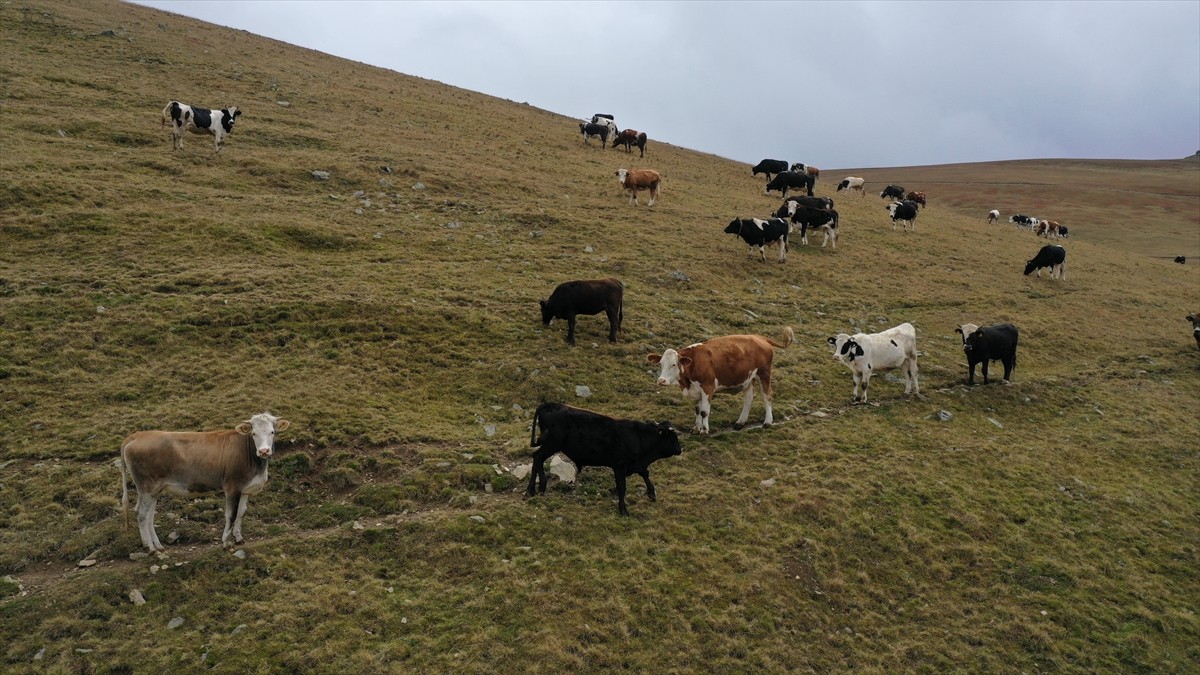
[118,103,1195,553]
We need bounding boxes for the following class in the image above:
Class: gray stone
[311,170,330,181]
[129,551,148,560]
[33,647,45,661]
[231,624,248,636]
[575,385,592,398]
[484,425,496,437]
[166,531,179,544]
[987,417,1004,429]
[77,559,97,568]
[511,464,531,480]
[168,617,184,629]
[669,270,690,282]
[129,589,146,606]
[548,455,576,483]
[468,515,485,524]
[232,549,246,559]
[761,478,776,487]
[938,410,954,422]
[412,182,425,190]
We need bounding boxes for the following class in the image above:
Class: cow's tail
[119,444,129,530]
[767,326,795,349]
[530,404,545,447]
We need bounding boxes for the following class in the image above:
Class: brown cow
[1188,312,1200,351]
[905,191,926,207]
[806,165,820,182]
[120,412,291,552]
[1036,220,1061,238]
[647,327,793,434]
[615,168,660,206]
[612,129,648,157]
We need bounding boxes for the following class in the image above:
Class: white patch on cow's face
[239,412,289,458]
[615,168,628,185]
[654,349,681,387]
[828,334,852,362]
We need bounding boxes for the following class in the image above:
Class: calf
[1024,244,1066,279]
[905,191,927,207]
[987,209,1000,224]
[161,100,241,153]
[837,177,865,195]
[1187,313,1200,350]
[120,412,290,552]
[647,328,794,434]
[764,171,814,198]
[615,168,660,206]
[773,195,833,218]
[828,323,919,403]
[956,323,1018,385]
[1010,214,1038,228]
[786,202,839,249]
[579,122,610,147]
[540,278,623,344]
[879,185,906,200]
[724,217,790,262]
[887,200,920,231]
[752,159,789,181]
[612,129,648,157]
[526,403,681,516]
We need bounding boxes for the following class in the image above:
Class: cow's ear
[276,419,291,432]
[954,327,963,335]
[646,354,662,364]
[539,300,546,309]
[1188,314,1195,322]
[827,337,837,345]
[853,343,865,357]
[679,356,692,368]
[235,422,252,435]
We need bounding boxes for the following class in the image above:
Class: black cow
[1010,214,1038,228]
[540,278,623,344]
[956,323,1019,385]
[526,403,682,516]
[1024,245,1067,279]
[764,171,814,198]
[725,217,790,262]
[773,195,833,218]
[579,122,610,147]
[1174,255,1186,264]
[879,185,906,200]
[787,204,839,249]
[1058,226,1070,238]
[752,159,789,181]
[887,200,920,231]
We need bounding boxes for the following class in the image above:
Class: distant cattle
[540,278,623,345]
[579,122,610,147]
[786,202,840,249]
[589,115,619,140]
[1036,220,1061,238]
[120,412,290,552]
[956,323,1018,385]
[161,100,241,153]
[1024,244,1067,279]
[828,323,919,403]
[1010,214,1038,228]
[526,403,681,516]
[879,185,906,200]
[1175,255,1186,264]
[773,195,833,218]
[837,177,865,195]
[648,327,794,434]
[887,200,920,231]
[615,168,660,206]
[724,217,790,262]
[905,191,926,207]
[752,159,789,181]
[612,129,648,157]
[987,209,1000,224]
[1058,226,1070,238]
[791,164,819,181]
[764,171,815,198]
[1188,313,1200,350]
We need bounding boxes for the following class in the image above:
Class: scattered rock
[129,589,146,606]
[166,531,179,544]
[167,617,184,629]
[987,417,1004,429]
[129,551,148,561]
[584,246,594,253]
[575,385,592,398]
[412,182,425,190]
[379,177,392,187]
[354,208,364,215]
[669,270,690,282]
[33,647,44,661]
[311,170,330,181]
[511,464,531,480]
[938,410,954,422]
[484,424,496,437]
[231,624,248,635]
[548,455,576,483]
[232,549,246,559]
[57,129,67,137]
[380,166,393,174]
[810,411,827,418]
[77,559,97,568]
[484,483,493,493]
[761,478,776,487]
[95,306,106,314]
[468,515,485,524]
[374,232,382,240]
[352,521,364,530]
[444,221,461,229]
[150,564,160,573]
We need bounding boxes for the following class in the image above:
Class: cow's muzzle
[257,448,273,458]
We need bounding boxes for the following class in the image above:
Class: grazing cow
[956,323,1018,385]
[1036,220,1061,239]
[579,122,610,147]
[161,100,241,153]
[615,168,661,206]
[827,323,919,403]
[887,200,920,231]
[1010,214,1038,229]
[1024,244,1067,279]
[786,202,840,249]
[1187,313,1200,350]
[612,129,648,157]
[987,209,1000,224]
[773,195,833,218]
[765,171,815,198]
[879,185,906,200]
[540,278,623,344]
[724,217,790,262]
[905,191,927,208]
[120,412,290,552]
[1174,255,1186,264]
[805,165,820,181]
[837,177,865,195]
[1058,226,1070,238]
[526,403,681,516]
[647,327,794,434]
[752,159,789,181]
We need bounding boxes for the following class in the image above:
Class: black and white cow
[1058,226,1070,238]
[879,185,906,200]
[887,200,920,231]
[579,122,610,147]
[540,278,624,344]
[1023,245,1066,279]
[161,100,241,153]
[1010,214,1039,228]
[786,203,839,249]
[1187,313,1200,350]
[724,218,790,262]
[526,403,682,516]
[773,195,833,218]
[955,323,1018,385]
[987,209,1000,224]
[764,171,814,198]
[752,159,790,181]
[827,323,920,403]
[837,177,865,195]
[588,115,618,142]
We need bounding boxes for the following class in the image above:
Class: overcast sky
[135,1,1199,169]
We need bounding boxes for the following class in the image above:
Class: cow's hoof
[732,422,745,430]
[762,421,773,428]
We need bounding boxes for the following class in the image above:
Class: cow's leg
[778,238,787,263]
[1002,356,1014,383]
[647,186,657,207]
[733,383,755,430]
[746,244,754,259]
[231,493,250,544]
[981,359,990,385]
[525,448,553,497]
[136,492,161,552]
[908,358,920,396]
[605,306,619,343]
[967,361,977,386]
[760,371,774,426]
[757,245,766,263]
[222,491,241,547]
[695,390,712,434]
[860,370,871,402]
[639,470,657,501]
[614,470,629,516]
[851,371,863,402]
[565,315,577,345]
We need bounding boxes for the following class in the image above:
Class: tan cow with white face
[120,412,290,552]
[648,328,793,434]
[1188,313,1200,351]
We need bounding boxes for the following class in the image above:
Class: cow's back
[123,430,244,492]
[694,335,775,385]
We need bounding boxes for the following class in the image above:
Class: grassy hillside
[2,1,1198,672]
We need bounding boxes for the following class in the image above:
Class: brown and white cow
[987,210,1000,224]
[647,328,793,434]
[905,191,927,208]
[1036,220,1061,238]
[1188,312,1200,351]
[120,412,290,552]
[612,129,648,157]
[615,168,660,206]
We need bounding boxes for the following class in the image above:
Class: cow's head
[647,349,689,387]
[235,412,290,458]
[615,168,628,184]
[1188,314,1200,348]
[962,328,987,355]
[827,334,863,363]
[1023,258,1038,276]
[954,323,980,349]
[539,299,553,326]
[653,421,683,458]
[724,219,744,236]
